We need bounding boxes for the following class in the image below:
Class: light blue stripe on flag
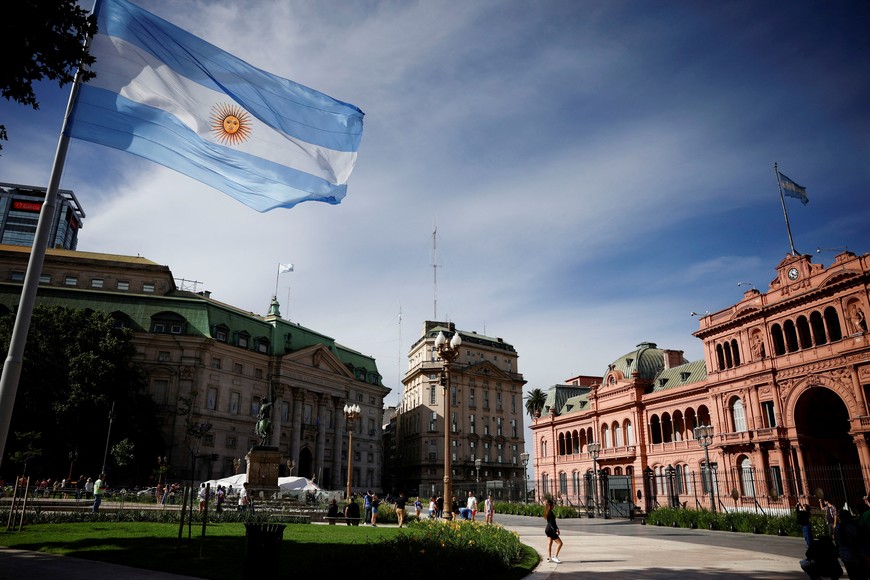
[778,171,809,205]
[65,0,364,212]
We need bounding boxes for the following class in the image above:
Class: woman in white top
[485,494,494,524]
[428,496,437,519]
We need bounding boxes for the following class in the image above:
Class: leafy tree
[0,0,97,150]
[0,305,163,483]
[524,388,547,419]
[8,431,43,476]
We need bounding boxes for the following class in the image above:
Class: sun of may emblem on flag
[210,103,252,145]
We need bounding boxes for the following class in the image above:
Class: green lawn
[1,520,538,579]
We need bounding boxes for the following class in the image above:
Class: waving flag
[279,263,294,274]
[778,172,809,205]
[66,0,364,212]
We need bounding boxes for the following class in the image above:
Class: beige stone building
[0,245,390,490]
[530,250,870,515]
[394,321,528,500]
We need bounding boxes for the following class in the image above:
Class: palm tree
[524,388,546,419]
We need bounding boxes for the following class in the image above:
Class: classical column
[848,365,868,416]
[315,394,327,484]
[290,388,304,464]
[331,396,343,490]
[793,445,810,497]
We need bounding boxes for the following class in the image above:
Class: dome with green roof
[606,341,685,381]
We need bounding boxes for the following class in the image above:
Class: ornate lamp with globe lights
[434,328,462,519]
[343,403,361,500]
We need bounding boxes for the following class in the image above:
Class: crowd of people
[798,494,870,579]
[335,490,497,526]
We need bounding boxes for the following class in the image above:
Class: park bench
[323,516,360,526]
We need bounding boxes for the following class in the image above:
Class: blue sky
[2,1,870,454]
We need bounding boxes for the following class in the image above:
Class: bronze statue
[255,396,273,446]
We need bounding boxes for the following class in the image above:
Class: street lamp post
[343,403,361,500]
[694,424,716,513]
[588,442,601,518]
[475,458,481,484]
[434,329,462,520]
[520,452,530,503]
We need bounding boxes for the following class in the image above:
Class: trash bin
[244,523,286,580]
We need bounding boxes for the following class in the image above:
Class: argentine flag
[778,171,809,206]
[66,0,364,212]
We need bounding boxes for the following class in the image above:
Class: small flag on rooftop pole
[65,0,364,212]
[275,263,294,297]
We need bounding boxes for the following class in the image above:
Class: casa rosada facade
[530,250,870,515]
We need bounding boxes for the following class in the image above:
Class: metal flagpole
[0,52,88,470]
[774,162,799,256]
[274,263,280,298]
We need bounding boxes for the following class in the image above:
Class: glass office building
[0,182,85,250]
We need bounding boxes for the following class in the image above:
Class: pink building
[530,250,870,516]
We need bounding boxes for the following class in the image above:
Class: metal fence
[537,464,870,518]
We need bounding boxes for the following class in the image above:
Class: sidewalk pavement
[498,513,808,579]
[0,513,810,579]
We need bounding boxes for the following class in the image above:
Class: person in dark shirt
[344,499,361,526]
[395,493,407,528]
[796,500,813,547]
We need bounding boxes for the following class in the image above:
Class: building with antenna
[391,320,528,500]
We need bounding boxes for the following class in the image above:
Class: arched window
[650,415,662,444]
[784,319,799,352]
[673,411,684,442]
[676,464,687,494]
[724,341,734,368]
[572,471,581,496]
[731,339,741,366]
[716,343,725,370]
[731,398,747,432]
[602,424,611,448]
[662,412,673,443]
[559,472,568,495]
[825,307,843,342]
[740,457,755,497]
[613,421,623,447]
[797,315,813,349]
[771,324,786,355]
[810,311,827,345]
[625,420,634,445]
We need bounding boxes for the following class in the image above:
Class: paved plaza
[0,512,810,579]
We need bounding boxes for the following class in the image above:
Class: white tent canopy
[201,474,321,492]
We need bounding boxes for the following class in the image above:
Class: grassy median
[1,519,538,579]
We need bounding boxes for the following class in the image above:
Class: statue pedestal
[246,446,280,499]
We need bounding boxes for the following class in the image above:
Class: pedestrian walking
[371,494,381,526]
[544,498,563,564]
[414,496,422,520]
[485,494,495,524]
[821,498,837,538]
[396,492,407,528]
[92,473,106,513]
[238,482,250,512]
[364,490,373,525]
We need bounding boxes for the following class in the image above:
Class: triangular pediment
[464,360,513,379]
[282,344,355,378]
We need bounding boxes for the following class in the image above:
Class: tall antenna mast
[431,220,439,320]
[398,305,403,407]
